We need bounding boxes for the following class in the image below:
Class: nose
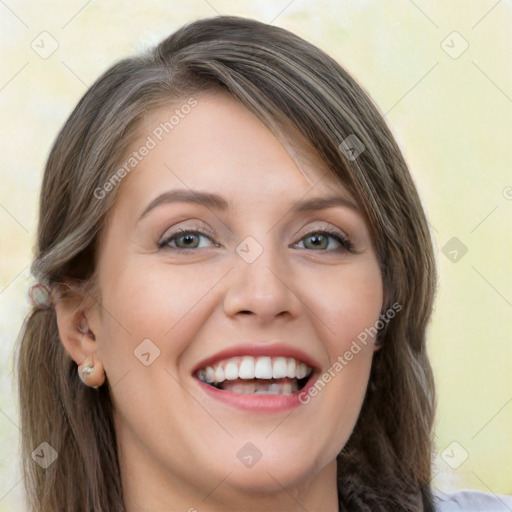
[222,236,302,323]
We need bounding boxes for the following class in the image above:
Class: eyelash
[158,227,357,254]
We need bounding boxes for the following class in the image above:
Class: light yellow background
[1,1,511,510]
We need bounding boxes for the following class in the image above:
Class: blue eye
[158,228,356,254]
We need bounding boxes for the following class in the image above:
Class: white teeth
[224,361,239,381]
[205,366,215,383]
[296,362,308,379]
[230,383,254,394]
[211,377,301,395]
[241,381,256,394]
[268,383,281,394]
[214,365,225,382]
[272,357,288,379]
[238,356,255,379]
[197,355,314,387]
[282,382,293,395]
[286,358,296,378]
[254,356,273,379]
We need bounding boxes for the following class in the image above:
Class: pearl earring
[81,365,94,375]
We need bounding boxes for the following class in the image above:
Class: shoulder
[433,488,512,511]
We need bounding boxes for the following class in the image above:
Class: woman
[16,15,511,512]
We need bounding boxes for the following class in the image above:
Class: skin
[56,91,384,512]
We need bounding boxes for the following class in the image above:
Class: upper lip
[191,342,322,375]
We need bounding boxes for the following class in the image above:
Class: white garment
[433,488,512,511]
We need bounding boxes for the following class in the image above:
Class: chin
[226,467,313,494]
[214,450,330,494]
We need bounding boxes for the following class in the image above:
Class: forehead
[116,90,355,212]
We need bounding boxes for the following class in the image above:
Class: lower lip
[195,374,319,412]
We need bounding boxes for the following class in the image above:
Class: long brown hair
[15,15,437,511]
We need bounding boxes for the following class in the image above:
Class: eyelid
[296,219,356,246]
[294,226,356,254]
[296,221,347,240]
[158,222,216,246]
[157,222,357,254]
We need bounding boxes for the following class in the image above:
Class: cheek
[300,257,384,350]
[95,256,220,382]
[93,264,208,442]
[297,259,382,443]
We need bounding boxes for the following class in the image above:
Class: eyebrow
[138,189,359,221]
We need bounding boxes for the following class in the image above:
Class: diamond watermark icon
[31,442,58,469]
[441,31,469,59]
[441,441,469,469]
[31,31,59,59]
[339,134,365,161]
[442,237,468,263]
[236,236,263,264]
[134,338,161,366]
[237,442,263,468]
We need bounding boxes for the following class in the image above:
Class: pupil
[182,234,197,247]
[310,234,326,249]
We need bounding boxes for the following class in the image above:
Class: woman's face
[89,91,384,508]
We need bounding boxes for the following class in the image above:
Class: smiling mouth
[195,355,314,395]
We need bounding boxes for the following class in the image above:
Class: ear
[54,282,105,388]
